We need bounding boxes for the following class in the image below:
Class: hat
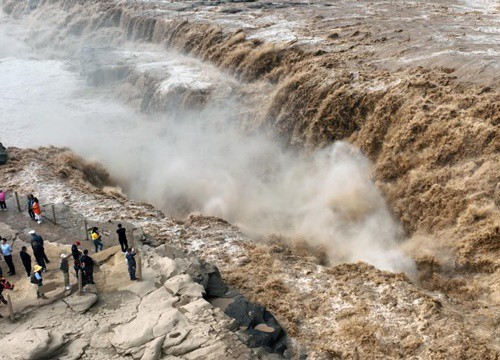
[29,230,36,235]
[34,265,43,272]
[60,254,67,258]
[74,241,81,246]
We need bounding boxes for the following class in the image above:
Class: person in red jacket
[0,276,14,305]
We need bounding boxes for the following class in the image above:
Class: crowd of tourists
[0,189,140,311]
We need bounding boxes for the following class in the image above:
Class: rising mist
[0,8,414,273]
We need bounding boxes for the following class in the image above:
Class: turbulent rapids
[0,0,499,358]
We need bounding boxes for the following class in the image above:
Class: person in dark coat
[27,194,35,220]
[30,231,46,270]
[125,247,138,281]
[80,249,95,286]
[71,241,82,279]
[116,224,128,253]
[29,230,50,266]
[19,246,32,277]
[71,241,81,260]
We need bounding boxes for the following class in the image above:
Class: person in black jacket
[27,194,35,220]
[80,249,95,286]
[30,231,46,270]
[116,224,128,253]
[19,246,32,277]
[71,241,81,260]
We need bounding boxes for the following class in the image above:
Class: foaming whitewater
[0,10,414,273]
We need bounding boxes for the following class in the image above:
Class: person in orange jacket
[32,197,42,224]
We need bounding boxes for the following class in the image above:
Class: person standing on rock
[1,238,15,275]
[29,230,50,264]
[31,265,44,298]
[20,246,32,277]
[59,254,71,290]
[71,241,82,279]
[125,247,138,281]
[27,194,35,220]
[32,197,42,224]
[30,230,46,271]
[0,189,7,210]
[80,249,95,286]
[116,224,128,253]
[91,227,103,253]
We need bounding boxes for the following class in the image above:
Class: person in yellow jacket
[90,227,104,253]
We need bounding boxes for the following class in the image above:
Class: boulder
[141,336,165,360]
[180,298,213,316]
[225,295,286,354]
[112,287,184,351]
[155,243,187,259]
[186,259,228,297]
[2,329,65,360]
[225,295,266,329]
[152,308,185,338]
[164,274,205,298]
[92,246,121,265]
[58,338,88,360]
[63,293,98,313]
[156,257,189,279]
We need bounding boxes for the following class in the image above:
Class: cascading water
[0,2,414,273]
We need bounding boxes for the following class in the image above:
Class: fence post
[51,205,57,225]
[14,192,21,212]
[6,294,14,321]
[84,220,89,241]
[78,271,83,296]
[137,252,142,281]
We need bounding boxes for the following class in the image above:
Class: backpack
[30,273,38,284]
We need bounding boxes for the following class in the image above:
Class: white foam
[456,0,499,14]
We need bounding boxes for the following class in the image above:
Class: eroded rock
[164,274,205,298]
[2,329,65,360]
[63,293,98,313]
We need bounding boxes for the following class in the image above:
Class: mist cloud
[0,14,414,273]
